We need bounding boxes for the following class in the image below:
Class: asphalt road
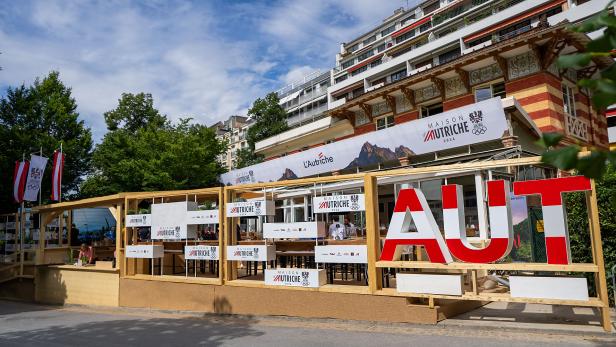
[0,300,613,347]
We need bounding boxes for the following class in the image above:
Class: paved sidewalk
[0,300,614,346]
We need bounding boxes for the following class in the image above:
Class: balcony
[564,114,590,142]
[287,104,329,127]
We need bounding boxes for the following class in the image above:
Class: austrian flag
[13,160,29,203]
[51,150,65,201]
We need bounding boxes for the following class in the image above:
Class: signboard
[221,98,507,185]
[126,214,151,227]
[125,245,164,258]
[151,201,198,240]
[186,210,219,224]
[264,268,326,288]
[184,245,219,260]
[226,200,275,217]
[263,221,326,239]
[226,245,276,261]
[510,276,589,301]
[314,245,368,263]
[313,194,365,213]
[397,274,463,295]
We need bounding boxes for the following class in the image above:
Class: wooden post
[114,203,123,272]
[364,175,382,293]
[585,181,612,332]
[218,188,225,284]
[36,212,47,265]
[223,188,237,282]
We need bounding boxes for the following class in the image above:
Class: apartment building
[277,70,331,128]
[249,0,612,162]
[210,115,252,170]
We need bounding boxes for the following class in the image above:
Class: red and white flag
[51,150,65,201]
[12,160,29,203]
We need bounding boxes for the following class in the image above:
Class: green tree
[540,3,616,178]
[0,71,93,211]
[566,164,616,305]
[81,93,226,196]
[235,92,288,168]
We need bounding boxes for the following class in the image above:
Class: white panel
[263,221,327,239]
[151,201,198,239]
[510,276,589,301]
[313,194,365,213]
[542,205,567,237]
[126,245,164,259]
[226,200,275,217]
[184,245,219,260]
[397,274,463,296]
[314,245,368,263]
[186,210,219,225]
[125,214,151,227]
[264,268,326,288]
[226,245,276,261]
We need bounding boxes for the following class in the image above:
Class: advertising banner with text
[220,98,507,185]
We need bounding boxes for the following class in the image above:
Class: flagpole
[59,143,63,203]
[19,153,25,277]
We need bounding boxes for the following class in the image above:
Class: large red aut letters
[380,176,591,264]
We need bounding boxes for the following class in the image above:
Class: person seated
[78,243,94,264]
[344,218,357,238]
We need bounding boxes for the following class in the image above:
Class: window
[467,35,491,48]
[402,15,416,26]
[348,43,359,52]
[423,1,440,15]
[363,35,376,45]
[335,74,348,84]
[352,87,365,98]
[414,59,432,70]
[381,25,395,37]
[376,43,386,53]
[474,82,506,102]
[438,47,461,65]
[419,21,432,33]
[390,69,407,83]
[421,103,443,118]
[395,29,415,44]
[351,65,368,76]
[357,50,374,62]
[498,19,531,40]
[562,84,577,117]
[370,58,382,68]
[376,115,395,130]
[607,116,616,128]
[341,59,355,69]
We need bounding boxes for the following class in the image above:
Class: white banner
[226,245,276,261]
[313,194,365,213]
[126,214,151,227]
[264,268,326,288]
[151,201,198,240]
[186,210,219,224]
[221,98,508,185]
[24,155,48,201]
[125,245,164,258]
[263,221,326,239]
[314,245,368,263]
[184,245,219,260]
[226,200,275,217]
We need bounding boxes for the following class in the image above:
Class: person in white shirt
[328,218,345,240]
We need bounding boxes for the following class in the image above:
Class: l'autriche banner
[264,268,327,288]
[184,245,219,260]
[23,155,48,201]
[220,98,507,185]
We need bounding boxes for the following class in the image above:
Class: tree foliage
[235,92,288,169]
[0,71,93,211]
[80,93,226,197]
[541,3,616,177]
[566,164,616,305]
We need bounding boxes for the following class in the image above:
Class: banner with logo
[226,245,276,261]
[315,245,368,263]
[125,245,164,258]
[226,200,275,217]
[264,268,326,288]
[24,155,48,201]
[186,210,219,224]
[263,221,326,239]
[220,98,507,185]
[184,245,219,260]
[313,194,365,213]
[126,214,152,227]
[151,201,198,240]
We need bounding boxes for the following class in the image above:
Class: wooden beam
[541,34,567,70]
[455,68,470,92]
[364,175,382,293]
[360,103,373,122]
[495,54,508,82]
[586,182,612,332]
[384,95,396,115]
[401,87,415,109]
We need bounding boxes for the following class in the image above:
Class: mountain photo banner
[220,97,508,186]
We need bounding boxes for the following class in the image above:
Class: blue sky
[0,0,415,141]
